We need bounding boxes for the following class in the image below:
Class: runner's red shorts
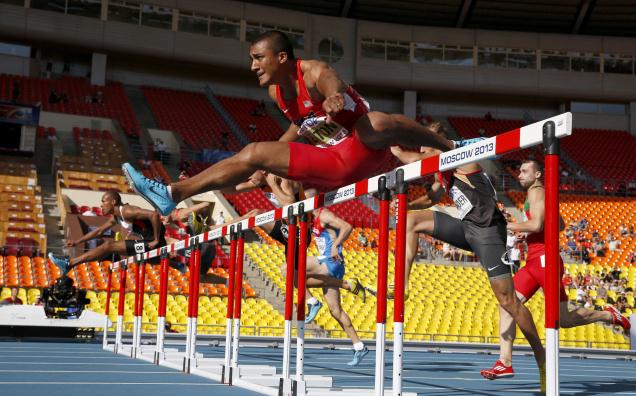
[287,132,392,190]
[514,254,568,302]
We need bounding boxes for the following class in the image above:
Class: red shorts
[287,133,392,190]
[514,254,568,302]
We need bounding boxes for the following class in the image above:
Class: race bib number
[298,116,350,147]
[134,242,146,254]
[449,186,474,220]
[315,236,327,257]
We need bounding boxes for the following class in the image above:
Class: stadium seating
[244,242,630,348]
[561,129,636,192]
[142,87,242,151]
[216,96,283,142]
[508,192,636,267]
[0,75,140,136]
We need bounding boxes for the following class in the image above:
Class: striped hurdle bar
[108,112,572,396]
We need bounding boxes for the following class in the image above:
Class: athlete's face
[518,163,540,189]
[101,194,116,215]
[249,40,286,86]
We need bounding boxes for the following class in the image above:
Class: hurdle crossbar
[110,112,572,396]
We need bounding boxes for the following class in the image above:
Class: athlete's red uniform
[513,192,567,302]
[275,59,392,189]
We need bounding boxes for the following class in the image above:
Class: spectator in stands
[248,123,257,134]
[221,131,229,150]
[566,237,577,255]
[484,111,494,121]
[357,233,369,247]
[214,211,225,227]
[178,170,188,181]
[628,225,635,237]
[619,223,628,237]
[522,111,533,126]
[59,91,69,103]
[82,208,97,216]
[11,80,20,103]
[95,90,104,104]
[1,287,23,305]
[608,235,621,252]
[251,100,266,116]
[48,89,60,104]
[477,127,486,137]
[165,321,178,333]
[578,217,588,230]
[611,265,622,281]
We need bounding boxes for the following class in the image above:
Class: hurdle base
[292,379,306,396]
[279,378,293,396]
[220,365,234,385]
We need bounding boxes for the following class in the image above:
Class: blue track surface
[2,341,635,395]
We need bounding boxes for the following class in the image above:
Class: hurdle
[102,265,113,350]
[222,226,238,383]
[154,253,170,363]
[374,177,390,396]
[131,258,147,359]
[184,242,201,373]
[105,112,572,396]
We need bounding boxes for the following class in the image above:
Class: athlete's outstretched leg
[123,141,291,214]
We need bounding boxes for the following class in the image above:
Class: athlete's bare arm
[121,205,162,248]
[408,181,443,211]
[508,186,544,234]
[305,60,348,120]
[66,217,116,247]
[317,209,353,258]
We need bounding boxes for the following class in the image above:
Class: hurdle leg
[155,254,169,364]
[393,169,408,396]
[375,177,391,396]
[544,121,561,396]
[114,263,127,355]
[102,266,113,350]
[184,245,201,373]
[293,205,308,395]
[231,226,245,373]
[222,228,237,384]
[280,208,297,396]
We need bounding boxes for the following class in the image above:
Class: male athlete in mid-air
[122,30,478,215]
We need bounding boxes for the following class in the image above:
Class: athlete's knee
[497,291,520,313]
[365,111,395,134]
[238,142,267,168]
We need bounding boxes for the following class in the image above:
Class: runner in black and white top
[49,191,166,274]
[390,129,547,390]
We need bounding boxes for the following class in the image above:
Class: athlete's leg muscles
[322,286,361,344]
[170,141,291,202]
[490,277,545,366]
[69,240,128,269]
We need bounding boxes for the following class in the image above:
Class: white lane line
[0,370,183,374]
[0,362,147,366]
[0,382,221,385]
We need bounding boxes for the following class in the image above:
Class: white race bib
[134,242,146,254]
[449,185,474,220]
[298,116,350,147]
[315,236,327,258]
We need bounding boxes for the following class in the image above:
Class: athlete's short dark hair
[522,159,543,175]
[251,30,295,60]
[103,190,122,205]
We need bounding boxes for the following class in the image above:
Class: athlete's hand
[330,246,342,262]
[515,232,527,242]
[65,240,76,247]
[323,93,345,123]
[148,240,160,249]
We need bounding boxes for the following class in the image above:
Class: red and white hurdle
[102,112,573,396]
